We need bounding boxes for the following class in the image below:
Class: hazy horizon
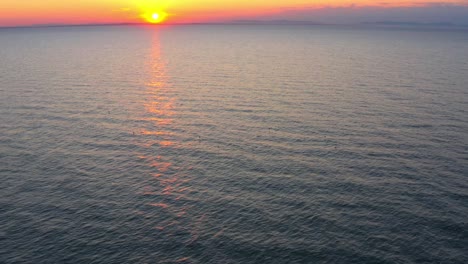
[2,19,468,30]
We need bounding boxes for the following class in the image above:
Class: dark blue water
[1,25,467,263]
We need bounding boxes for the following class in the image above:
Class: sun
[142,11,168,24]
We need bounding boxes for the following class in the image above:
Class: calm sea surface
[1,25,467,263]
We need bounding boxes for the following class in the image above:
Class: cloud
[112,7,132,12]
[254,3,468,25]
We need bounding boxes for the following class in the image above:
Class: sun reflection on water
[134,31,202,250]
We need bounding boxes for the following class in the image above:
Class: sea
[0,25,467,263]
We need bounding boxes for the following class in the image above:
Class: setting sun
[142,11,167,24]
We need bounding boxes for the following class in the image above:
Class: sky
[1,0,468,27]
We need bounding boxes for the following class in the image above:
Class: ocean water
[0,25,467,263]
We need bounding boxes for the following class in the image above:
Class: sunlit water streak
[0,25,467,263]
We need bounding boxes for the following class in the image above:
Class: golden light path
[132,32,208,250]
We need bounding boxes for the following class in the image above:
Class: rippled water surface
[1,25,467,263]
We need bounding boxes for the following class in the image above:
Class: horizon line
[1,20,467,30]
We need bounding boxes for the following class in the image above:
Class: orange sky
[1,0,467,26]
